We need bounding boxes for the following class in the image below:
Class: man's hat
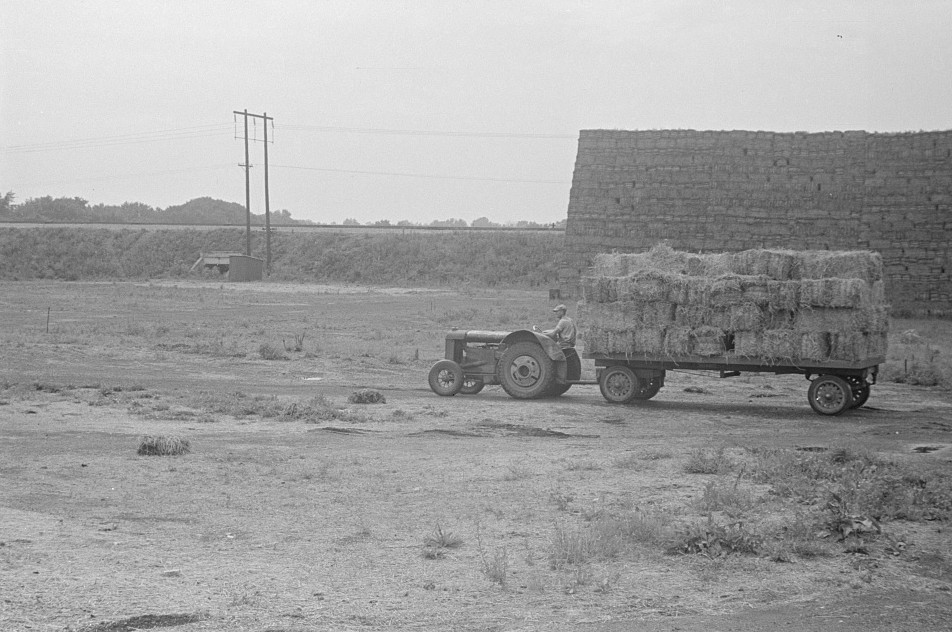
[552,304,567,313]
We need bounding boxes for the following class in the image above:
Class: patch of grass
[694,477,756,516]
[612,453,648,470]
[748,445,952,524]
[549,509,676,569]
[565,460,601,472]
[282,395,366,423]
[192,391,285,419]
[502,463,534,481]
[763,513,835,562]
[258,343,289,361]
[475,524,508,587]
[422,523,464,559]
[683,446,734,474]
[549,489,574,511]
[137,435,190,456]
[348,389,386,404]
[670,516,763,558]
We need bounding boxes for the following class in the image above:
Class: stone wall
[560,129,952,315]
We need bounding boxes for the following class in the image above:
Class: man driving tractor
[536,304,576,349]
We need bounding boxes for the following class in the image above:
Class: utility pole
[263,112,271,275]
[233,109,274,266]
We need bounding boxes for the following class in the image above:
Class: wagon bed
[583,350,883,415]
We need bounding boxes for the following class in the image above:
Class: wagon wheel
[599,365,640,404]
[631,376,663,401]
[428,360,464,396]
[844,376,871,409]
[549,348,581,397]
[497,342,555,399]
[850,385,870,408]
[460,377,485,395]
[808,375,854,416]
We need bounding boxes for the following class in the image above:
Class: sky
[2,1,951,225]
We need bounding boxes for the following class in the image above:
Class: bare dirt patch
[1,281,951,631]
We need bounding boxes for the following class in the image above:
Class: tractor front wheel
[428,360,464,396]
[498,342,555,399]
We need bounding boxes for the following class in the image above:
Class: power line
[0,124,233,154]
[272,164,569,184]
[279,123,576,139]
[17,164,234,187]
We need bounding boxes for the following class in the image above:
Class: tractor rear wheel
[428,360,464,396]
[498,342,555,399]
[549,348,581,397]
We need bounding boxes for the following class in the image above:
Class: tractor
[427,329,582,399]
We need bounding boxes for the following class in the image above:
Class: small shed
[190,251,264,282]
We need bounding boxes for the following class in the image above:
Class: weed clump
[683,446,734,474]
[422,524,464,559]
[348,389,386,404]
[137,435,190,456]
[670,517,763,558]
[258,343,288,361]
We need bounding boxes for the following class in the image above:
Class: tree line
[0,192,566,229]
[0,193,304,226]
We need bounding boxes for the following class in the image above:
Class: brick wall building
[560,129,952,315]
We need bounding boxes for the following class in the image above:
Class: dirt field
[1,281,951,632]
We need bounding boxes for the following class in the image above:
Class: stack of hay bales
[578,244,888,364]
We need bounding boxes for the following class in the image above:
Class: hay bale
[733,331,762,357]
[138,435,190,456]
[632,327,665,354]
[766,281,800,311]
[692,326,727,356]
[761,330,798,359]
[765,309,795,330]
[607,330,635,355]
[617,270,672,302]
[829,332,869,362]
[729,249,798,280]
[798,250,883,282]
[708,275,745,307]
[799,278,871,308]
[795,307,865,332]
[684,277,709,305]
[799,332,831,361]
[676,305,708,328]
[665,275,691,304]
[689,252,732,276]
[585,327,608,354]
[867,332,888,357]
[664,327,692,355]
[729,303,766,331]
[740,276,771,305]
[867,306,889,333]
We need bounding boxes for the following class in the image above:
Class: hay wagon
[576,244,891,416]
[587,349,882,416]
